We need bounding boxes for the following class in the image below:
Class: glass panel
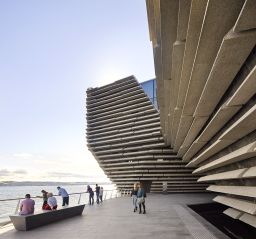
[153,79,157,98]
[141,80,154,99]
[140,79,158,110]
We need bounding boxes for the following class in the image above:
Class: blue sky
[0,1,155,182]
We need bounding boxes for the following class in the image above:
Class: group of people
[19,186,69,215]
[19,183,146,216]
[18,185,104,215]
[131,182,146,214]
[41,186,69,210]
[87,184,104,205]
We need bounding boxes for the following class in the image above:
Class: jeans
[96,192,100,204]
[132,195,137,209]
[139,202,145,213]
[62,196,69,206]
[89,194,94,205]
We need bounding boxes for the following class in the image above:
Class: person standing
[137,183,146,214]
[87,185,94,205]
[19,194,35,215]
[131,183,139,212]
[57,186,69,206]
[41,189,48,209]
[95,184,100,204]
[99,186,104,203]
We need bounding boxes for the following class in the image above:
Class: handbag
[137,197,145,204]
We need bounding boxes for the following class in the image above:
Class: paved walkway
[0,194,230,239]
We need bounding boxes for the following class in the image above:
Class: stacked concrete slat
[86,76,206,193]
[146,0,256,228]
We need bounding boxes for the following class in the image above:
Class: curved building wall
[86,76,207,192]
[146,0,256,227]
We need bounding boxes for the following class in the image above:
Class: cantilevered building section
[146,0,256,228]
[86,76,206,192]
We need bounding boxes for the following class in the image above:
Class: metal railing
[0,189,131,224]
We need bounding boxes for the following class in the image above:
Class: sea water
[0,184,116,224]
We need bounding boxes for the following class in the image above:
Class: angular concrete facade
[146,0,256,228]
[86,76,206,192]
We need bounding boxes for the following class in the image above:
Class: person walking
[131,183,139,212]
[99,187,104,203]
[57,186,69,206]
[87,185,94,205]
[95,184,100,204]
[137,183,146,214]
[19,194,35,215]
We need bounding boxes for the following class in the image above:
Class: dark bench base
[10,204,85,231]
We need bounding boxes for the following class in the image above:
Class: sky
[0,1,155,182]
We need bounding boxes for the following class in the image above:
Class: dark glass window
[141,80,154,99]
[140,79,158,110]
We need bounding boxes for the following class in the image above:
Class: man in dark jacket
[95,184,100,204]
[87,185,94,205]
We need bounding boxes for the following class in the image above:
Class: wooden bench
[9,204,85,231]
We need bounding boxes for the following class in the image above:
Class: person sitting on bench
[19,194,35,215]
[43,192,58,210]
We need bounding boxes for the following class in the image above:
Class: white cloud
[44,171,109,182]
[0,148,109,182]
[47,171,88,178]
[13,169,27,174]
[0,169,11,177]
[0,169,28,179]
[13,153,33,159]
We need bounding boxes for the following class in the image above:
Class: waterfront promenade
[0,194,229,239]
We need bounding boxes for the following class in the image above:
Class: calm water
[0,184,116,223]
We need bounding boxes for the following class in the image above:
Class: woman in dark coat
[137,183,146,214]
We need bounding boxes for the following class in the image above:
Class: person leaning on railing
[57,186,69,206]
[87,185,94,205]
[41,189,48,209]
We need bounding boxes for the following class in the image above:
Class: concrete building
[146,0,256,228]
[86,76,206,193]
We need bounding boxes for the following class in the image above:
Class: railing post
[15,199,21,214]
[78,193,82,205]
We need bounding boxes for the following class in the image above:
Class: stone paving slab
[0,193,230,239]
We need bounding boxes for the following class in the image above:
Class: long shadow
[188,202,256,239]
